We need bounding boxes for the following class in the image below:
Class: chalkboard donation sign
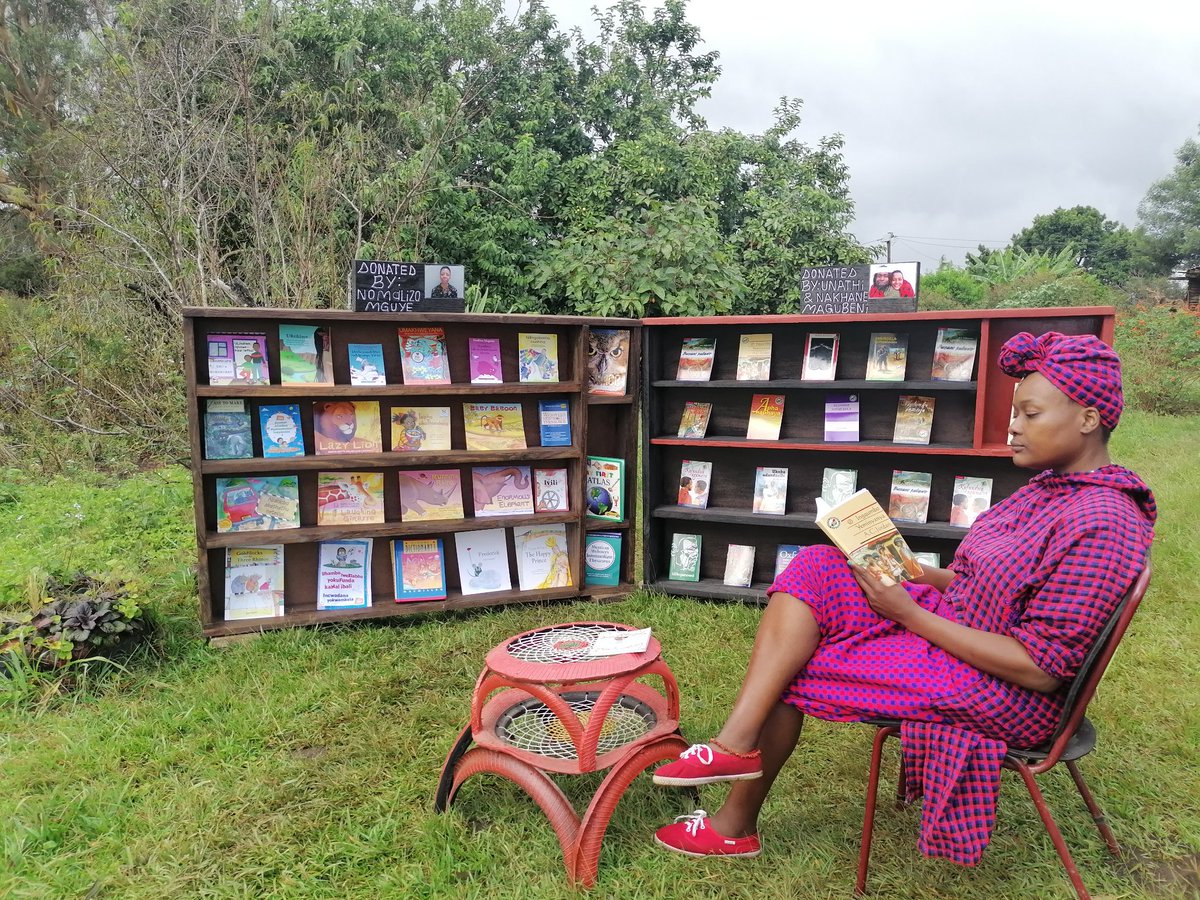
[800,262,920,315]
[351,261,467,313]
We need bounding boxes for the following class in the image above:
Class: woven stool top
[484,621,662,682]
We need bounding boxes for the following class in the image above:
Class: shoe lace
[678,743,713,765]
[674,809,709,837]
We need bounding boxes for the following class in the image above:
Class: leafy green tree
[919,262,988,310]
[1011,205,1145,283]
[1138,126,1200,271]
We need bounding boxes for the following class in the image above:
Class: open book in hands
[814,490,924,587]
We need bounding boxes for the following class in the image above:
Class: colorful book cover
[667,533,702,582]
[865,332,909,381]
[815,489,923,585]
[224,545,285,620]
[723,544,756,587]
[463,402,527,450]
[514,524,573,590]
[207,333,269,385]
[824,392,860,442]
[538,400,572,447]
[889,470,934,524]
[393,538,447,602]
[676,337,716,381]
[746,394,785,441]
[348,343,387,386]
[587,328,630,395]
[313,400,383,454]
[316,472,385,525]
[454,528,511,595]
[316,539,372,610]
[468,337,504,383]
[913,551,941,569]
[932,328,980,382]
[472,465,535,517]
[678,460,713,508]
[259,404,305,458]
[821,467,858,506]
[203,399,253,460]
[586,455,624,521]
[801,333,839,380]
[397,327,451,384]
[533,467,569,512]
[390,406,451,453]
[677,401,713,438]
[894,395,936,445]
[774,544,802,579]
[752,466,789,515]
[735,333,773,380]
[215,476,300,533]
[398,469,465,522]
[584,532,623,586]
[951,476,993,527]
[278,324,333,384]
[518,332,559,383]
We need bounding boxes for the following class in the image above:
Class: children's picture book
[472,465,535,517]
[533,467,569,512]
[316,539,372,610]
[932,328,980,382]
[913,551,941,569]
[888,470,934,524]
[752,466,788,515]
[677,401,713,438]
[586,456,624,521]
[454,528,511,595]
[203,399,253,460]
[723,544,756,587]
[678,460,713,508]
[259,404,305,458]
[468,337,503,383]
[735,333,773,381]
[587,328,631,395]
[316,472,385,525]
[391,406,452,453]
[774,544,802,579]
[348,343,387,386]
[538,400,571,447]
[398,469,465,522]
[676,337,716,381]
[801,333,840,380]
[514,524,573,590]
[224,545,285,620]
[215,476,300,533]
[207,333,269,385]
[893,395,936,445]
[463,402,527,450]
[824,393,860,442]
[518,332,559,383]
[746,394,785,441]
[865,332,909,381]
[584,532,623,586]
[313,400,383,454]
[278,324,333,384]
[821,467,858,506]
[392,538,448,602]
[397,327,451,384]
[667,533,702,581]
[950,475,993,527]
[814,489,924,586]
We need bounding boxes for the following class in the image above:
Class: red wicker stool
[434,622,687,887]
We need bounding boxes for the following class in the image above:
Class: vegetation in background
[1139,125,1200,272]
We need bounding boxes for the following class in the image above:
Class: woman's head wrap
[997,331,1123,430]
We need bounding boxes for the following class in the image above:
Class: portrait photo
[424,264,465,300]
[867,262,921,301]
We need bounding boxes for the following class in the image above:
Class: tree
[1138,126,1200,271]
[1011,205,1145,283]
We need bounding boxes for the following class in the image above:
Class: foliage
[2,574,147,665]
[1011,205,1153,283]
[965,245,1080,285]
[1115,302,1200,416]
[989,269,1114,309]
[1138,125,1200,271]
[918,262,988,310]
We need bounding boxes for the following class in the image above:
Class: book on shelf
[514,523,573,590]
[735,333,773,381]
[677,460,712,508]
[316,472,385,525]
[463,402,527,451]
[913,551,941,569]
[215,476,300,533]
[398,469,465,522]
[584,532,623,586]
[537,399,572,447]
[468,337,504,383]
[821,467,858,506]
[397,327,451,384]
[950,475,993,527]
[774,544,802,579]
[676,337,716,381]
[224,545,285,620]
[746,394,785,441]
[203,399,252,460]
[865,332,909,381]
[392,538,447,602]
[587,328,631,395]
[207,333,269,385]
[518,332,559,383]
[723,544,756,587]
[752,466,788,515]
[814,490,924,586]
[893,394,936,445]
[888,470,933,524]
[932,328,979,382]
[259,404,305,458]
[278,324,333,384]
[533,467,569,512]
[316,539,372,610]
[677,401,713,438]
[348,343,387,386]
[454,528,512,595]
[472,465,535,517]
[312,400,383,455]
[586,455,625,521]
[667,533,702,582]
[801,333,840,380]
[824,392,860,442]
[391,406,452,452]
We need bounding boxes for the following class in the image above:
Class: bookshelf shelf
[649,437,1009,457]
[649,505,968,541]
[196,381,583,398]
[200,446,583,474]
[650,379,978,392]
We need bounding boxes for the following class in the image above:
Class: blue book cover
[348,343,387,385]
[259,404,305,457]
[538,400,571,447]
[393,538,447,602]
[584,532,622,586]
[774,544,802,579]
[203,399,253,460]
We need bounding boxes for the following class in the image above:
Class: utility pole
[885,232,895,263]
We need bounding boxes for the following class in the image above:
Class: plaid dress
[768,465,1155,863]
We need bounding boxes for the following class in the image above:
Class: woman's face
[890,271,904,288]
[1009,372,1096,472]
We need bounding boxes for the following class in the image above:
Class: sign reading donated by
[800,262,920,315]
[351,261,467,313]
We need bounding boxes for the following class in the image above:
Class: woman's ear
[1080,406,1101,435]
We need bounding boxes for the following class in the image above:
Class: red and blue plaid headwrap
[997,331,1123,430]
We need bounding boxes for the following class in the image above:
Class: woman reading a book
[652,332,1156,864]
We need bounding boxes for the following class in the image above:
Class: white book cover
[533,467,570,512]
[224,546,285,620]
[801,333,840,380]
[317,540,372,610]
[951,476,994,527]
[723,544,756,587]
[752,466,788,515]
[821,468,858,506]
[514,524,573,590]
[454,528,511,595]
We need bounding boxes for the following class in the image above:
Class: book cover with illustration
[888,470,934,524]
[677,401,713,439]
[207,333,269,385]
[316,472,385,525]
[391,406,451,453]
[752,466,788,515]
[215,476,300,533]
[723,544,756,587]
[454,528,511,595]
[587,328,630,395]
[950,475,993,527]
[824,392,860,442]
[667,533,702,581]
[533,467,569,512]
[893,395,936,445]
[746,394,785,441]
[392,538,447,602]
[316,539,372,610]
[203,399,253,460]
[514,524,573,590]
[472,466,535,517]
[735,333,773,380]
[586,455,624,521]
[676,337,716,381]
[538,400,571,447]
[463,402,527,450]
[224,545,285,620]
[801,333,839,380]
[932,328,979,382]
[313,400,383,454]
[348,343,387,386]
[677,460,713,508]
[774,544,802,579]
[814,489,924,586]
[278,324,333,384]
[398,469,464,522]
[584,532,623,586]
[259,404,305,458]
[865,332,909,381]
[821,467,858,506]
[468,337,504,383]
[397,327,451,384]
[518,332,559,383]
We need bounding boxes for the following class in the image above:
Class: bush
[1115,302,1200,416]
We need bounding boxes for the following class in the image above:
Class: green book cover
[584,532,622,586]
[667,533,702,582]
[585,455,624,521]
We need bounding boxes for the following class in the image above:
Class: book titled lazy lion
[454,528,511,595]
[313,400,383,454]
[586,456,624,521]
[814,490,924,586]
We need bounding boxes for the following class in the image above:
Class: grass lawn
[1,410,1198,898]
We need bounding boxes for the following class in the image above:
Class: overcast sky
[535,0,1200,267]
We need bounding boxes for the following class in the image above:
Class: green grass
[1,410,1198,898]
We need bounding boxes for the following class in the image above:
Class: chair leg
[856,726,896,895]
[895,757,908,808]
[1065,760,1121,858]
[1013,761,1092,900]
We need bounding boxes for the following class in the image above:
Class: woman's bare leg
[710,701,804,837]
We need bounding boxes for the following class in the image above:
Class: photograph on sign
[352,260,466,313]
[425,264,465,300]
[867,262,920,301]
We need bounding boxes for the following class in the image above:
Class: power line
[894,234,1010,244]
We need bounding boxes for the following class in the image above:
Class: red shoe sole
[653,834,762,858]
[652,770,764,787]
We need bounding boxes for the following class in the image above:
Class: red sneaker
[654,810,762,858]
[652,742,763,786]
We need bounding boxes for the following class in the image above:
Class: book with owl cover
[587,328,630,395]
[735,333,773,381]
[207,333,269,385]
[468,337,503,383]
[514,524,573,590]
[203,399,253,460]
[312,400,383,454]
[462,402,526,450]
[278,324,333,384]
[316,472,385,525]
[390,406,452,452]
[471,466,535,517]
[397,327,451,384]
[259,404,305,458]
[398,469,465,522]
[537,400,571,447]
[215,476,300,533]
[224,545,285,620]
[533,467,569,513]
[677,401,713,438]
[316,539,372,610]
[392,538,447,602]
[454,528,511,596]
[746,394,785,441]
[518,332,559,383]
[586,456,624,521]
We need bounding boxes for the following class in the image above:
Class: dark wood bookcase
[183,309,641,637]
[641,307,1116,604]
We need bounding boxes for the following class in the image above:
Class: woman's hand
[850,563,920,626]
